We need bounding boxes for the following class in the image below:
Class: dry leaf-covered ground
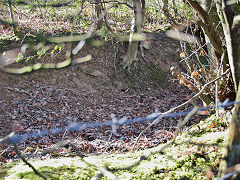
[0,4,200,164]
[0,36,200,164]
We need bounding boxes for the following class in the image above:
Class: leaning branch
[109,107,199,171]
[132,68,230,151]
[13,143,47,180]
[187,0,224,62]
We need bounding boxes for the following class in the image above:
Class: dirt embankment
[0,35,196,161]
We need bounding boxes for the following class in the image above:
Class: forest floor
[0,31,201,164]
[0,3,233,179]
[0,3,203,166]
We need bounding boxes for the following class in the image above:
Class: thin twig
[177,106,198,131]
[6,87,32,96]
[179,42,207,63]
[215,50,226,117]
[109,107,199,171]
[13,143,47,180]
[132,68,230,151]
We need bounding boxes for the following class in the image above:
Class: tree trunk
[95,0,103,30]
[199,0,223,70]
[216,0,240,178]
[218,83,240,179]
[187,0,226,71]
[8,0,16,35]
[123,0,145,68]
[162,0,177,26]
[216,0,240,91]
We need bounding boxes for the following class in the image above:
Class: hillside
[0,32,197,158]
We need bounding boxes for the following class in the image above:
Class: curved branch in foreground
[14,143,47,180]
[15,0,74,7]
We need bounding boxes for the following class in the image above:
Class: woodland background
[0,0,240,179]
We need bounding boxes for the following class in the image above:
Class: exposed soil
[0,33,201,164]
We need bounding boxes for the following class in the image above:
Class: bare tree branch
[132,68,230,151]
[13,143,47,180]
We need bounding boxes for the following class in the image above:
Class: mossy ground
[1,112,229,180]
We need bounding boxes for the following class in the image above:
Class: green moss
[3,113,228,179]
[188,128,206,137]
[16,165,96,180]
[0,169,8,179]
